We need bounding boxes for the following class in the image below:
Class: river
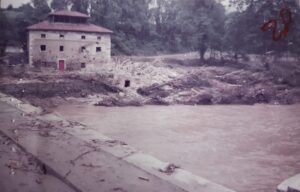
[55,104,300,192]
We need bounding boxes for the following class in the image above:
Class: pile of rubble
[1,53,300,107]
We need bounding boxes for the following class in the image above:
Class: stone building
[27,10,113,71]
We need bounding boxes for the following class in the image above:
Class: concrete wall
[28,30,111,70]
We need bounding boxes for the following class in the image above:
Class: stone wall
[28,30,111,70]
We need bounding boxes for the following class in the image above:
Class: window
[41,34,46,38]
[60,34,64,38]
[124,80,131,88]
[40,45,46,51]
[81,63,86,68]
[81,35,86,39]
[81,46,86,52]
[59,46,64,52]
[97,36,101,40]
[96,47,101,52]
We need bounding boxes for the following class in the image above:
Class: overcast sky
[1,0,30,8]
[1,0,231,9]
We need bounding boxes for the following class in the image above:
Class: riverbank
[0,53,300,109]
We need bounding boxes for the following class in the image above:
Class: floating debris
[11,147,17,153]
[112,187,127,192]
[138,176,150,181]
[10,168,15,176]
[70,150,98,166]
[6,160,20,169]
[39,131,50,137]
[105,140,127,146]
[81,163,102,168]
[35,178,42,184]
[39,164,47,175]
[159,163,180,175]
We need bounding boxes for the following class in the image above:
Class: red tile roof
[27,21,113,34]
[49,10,90,18]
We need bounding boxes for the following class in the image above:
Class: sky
[1,0,231,9]
[1,0,31,8]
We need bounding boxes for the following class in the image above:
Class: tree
[169,0,226,59]
[90,0,153,55]
[89,0,226,56]
[6,4,13,11]
[225,0,300,56]
[71,0,90,14]
[32,0,51,21]
[15,4,35,54]
[0,10,9,60]
[51,0,71,11]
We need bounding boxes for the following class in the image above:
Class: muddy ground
[0,53,300,108]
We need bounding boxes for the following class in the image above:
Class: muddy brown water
[55,104,300,192]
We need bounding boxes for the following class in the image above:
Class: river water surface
[55,104,300,192]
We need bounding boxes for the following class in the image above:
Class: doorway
[58,60,65,71]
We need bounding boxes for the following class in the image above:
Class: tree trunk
[0,42,7,62]
[199,47,206,61]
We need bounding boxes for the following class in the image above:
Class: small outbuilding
[27,10,113,71]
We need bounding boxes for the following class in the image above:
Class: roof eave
[27,28,113,34]
[48,14,90,19]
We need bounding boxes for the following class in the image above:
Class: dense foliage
[1,0,300,57]
[228,0,300,57]
[0,10,10,59]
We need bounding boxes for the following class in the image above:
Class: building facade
[27,10,113,71]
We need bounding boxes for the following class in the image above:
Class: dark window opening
[52,15,87,24]
[60,46,64,52]
[96,47,101,52]
[60,34,64,38]
[81,46,86,52]
[81,63,86,68]
[97,36,101,40]
[41,34,46,38]
[124,80,130,88]
[40,45,46,51]
[81,35,86,39]
[54,16,70,23]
